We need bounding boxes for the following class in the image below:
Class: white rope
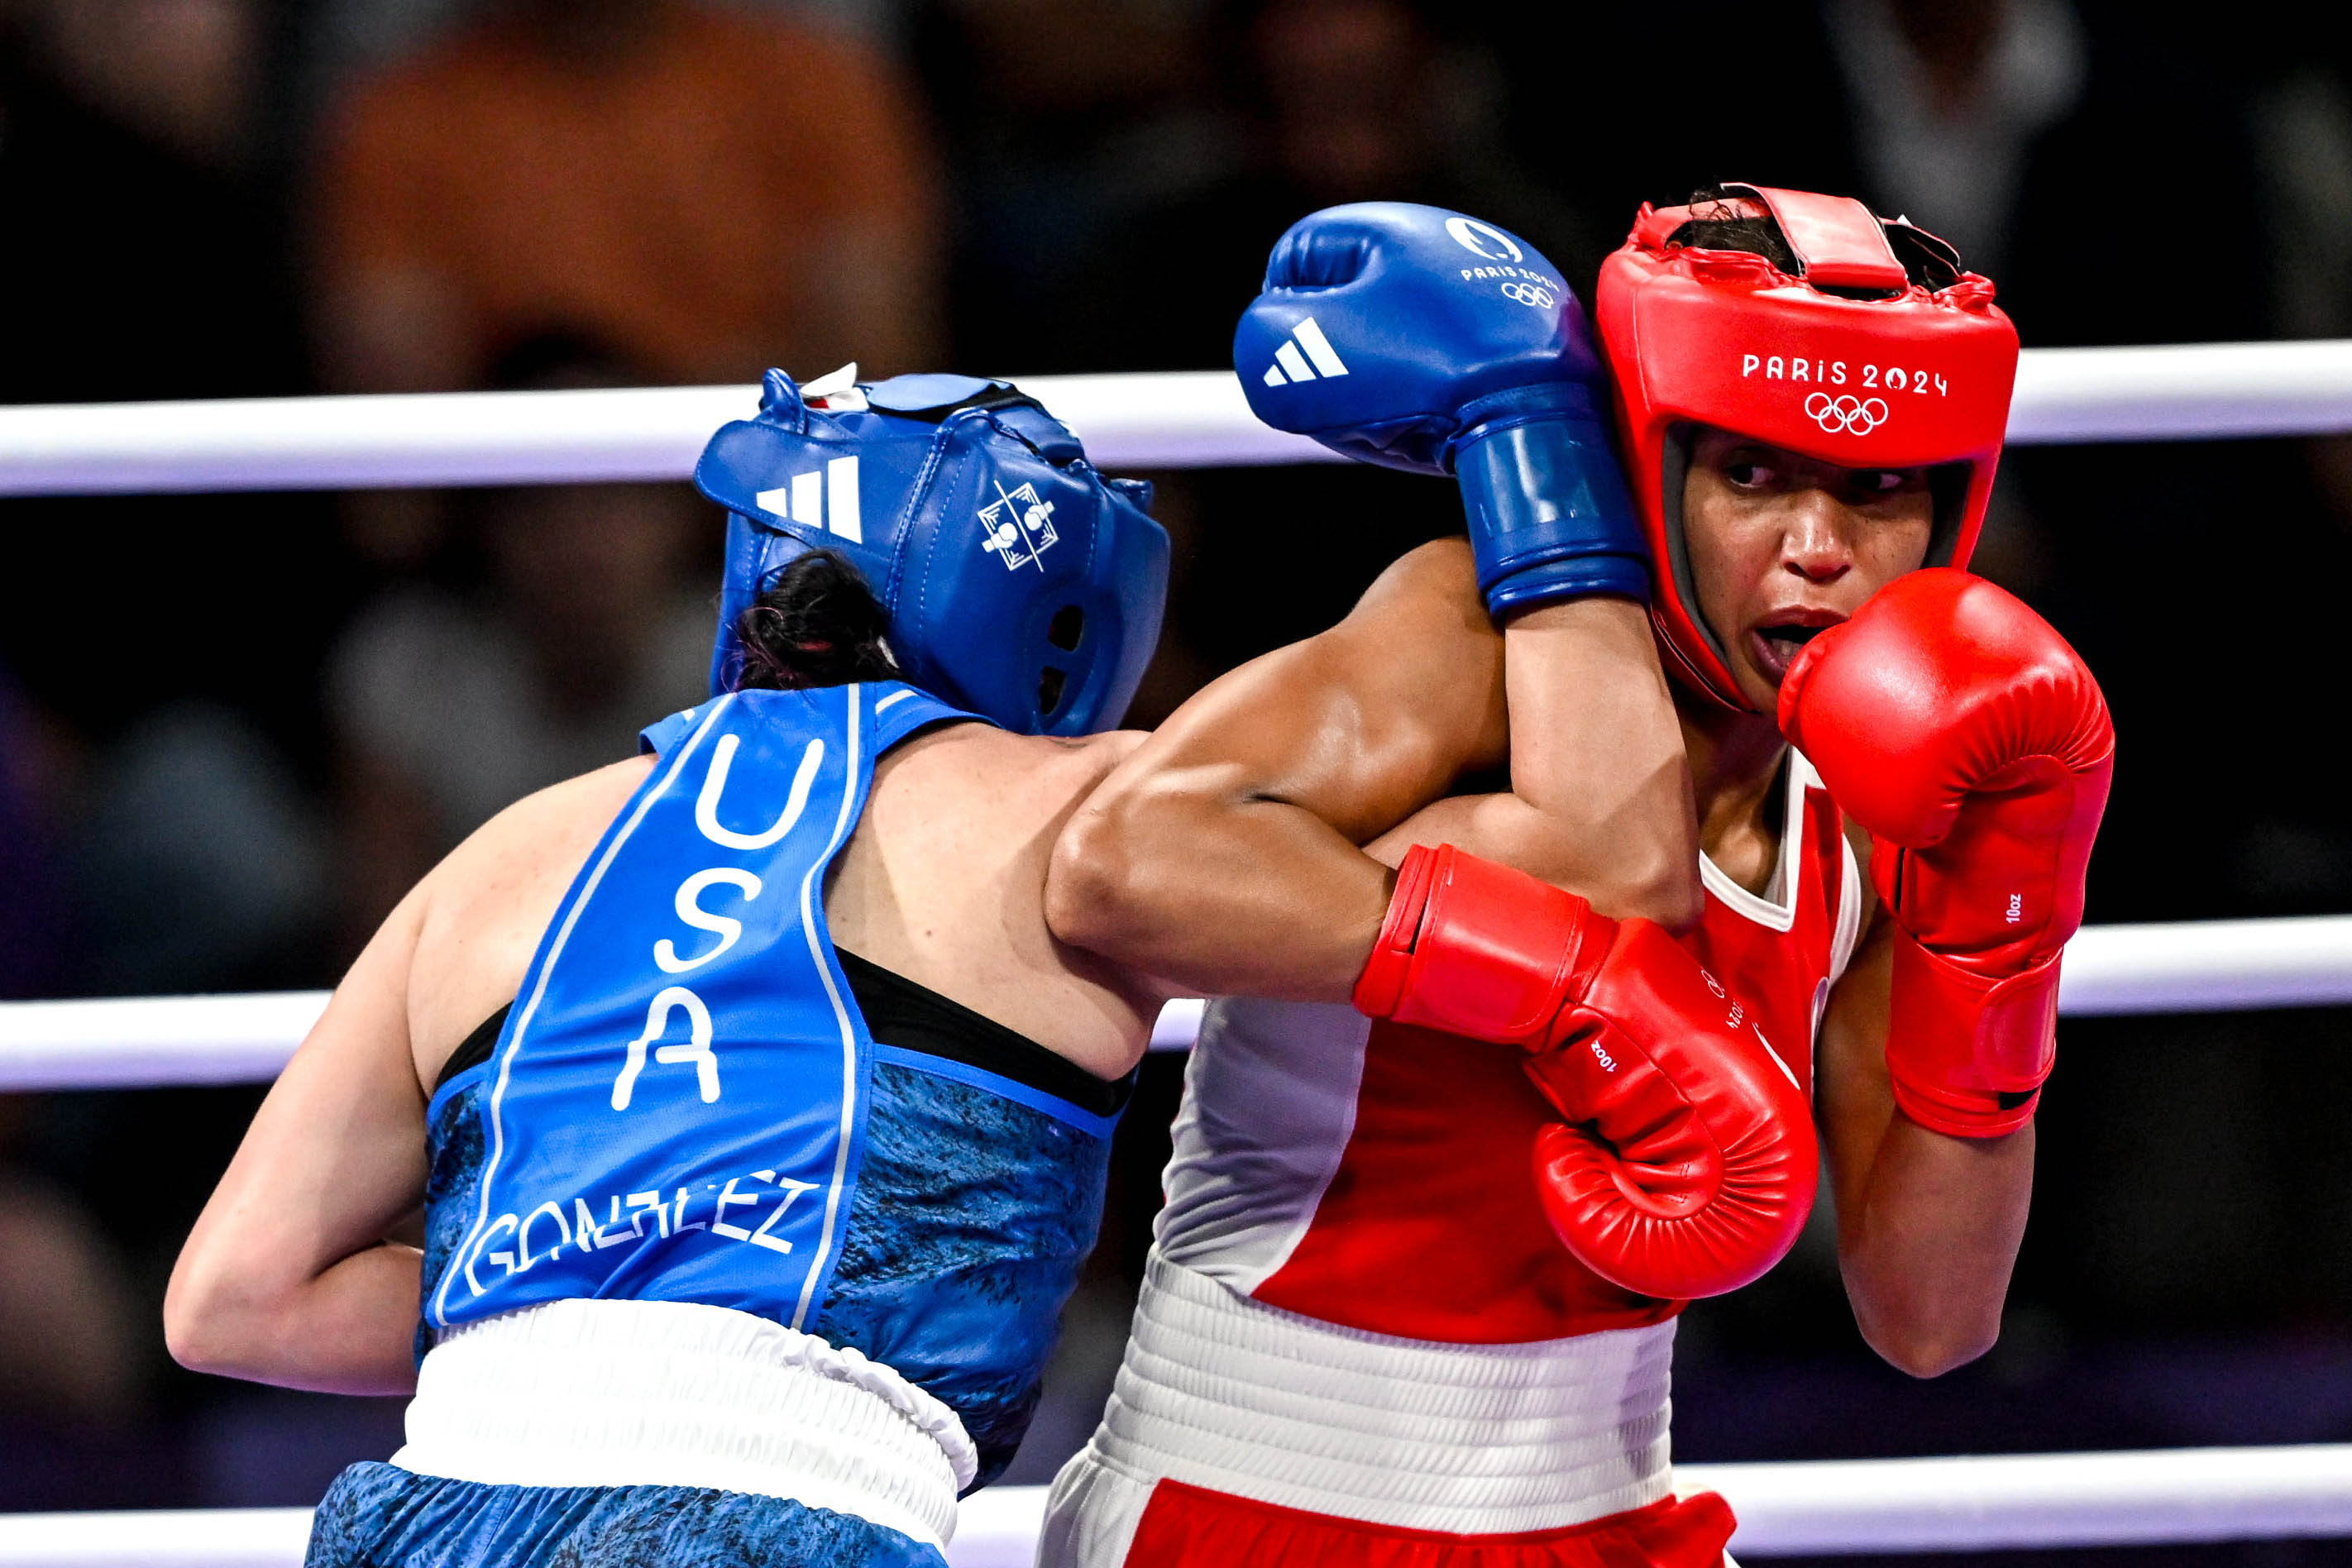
[2048,915,2352,1013]
[0,992,332,1091]
[2,341,2349,495]
[1686,1443,2352,1551]
[0,1506,312,1568]
[2010,339,2352,442]
[1,1446,2347,1562]
[0,373,1315,495]
[2,916,2349,1091]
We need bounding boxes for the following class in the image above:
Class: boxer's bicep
[1047,543,1504,1001]
[1220,539,1505,830]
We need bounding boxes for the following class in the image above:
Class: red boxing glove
[1355,844,1817,1299]
[1779,569,2114,1138]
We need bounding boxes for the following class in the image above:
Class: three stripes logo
[1260,317,1350,389]
[755,456,863,543]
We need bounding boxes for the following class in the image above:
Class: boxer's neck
[1678,699,1790,878]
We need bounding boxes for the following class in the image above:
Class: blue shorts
[305,1460,948,1568]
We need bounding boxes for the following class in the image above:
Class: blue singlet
[412,681,1125,1483]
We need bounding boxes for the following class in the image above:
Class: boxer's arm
[165,888,431,1397]
[1364,591,1695,911]
[1815,889,2034,1379]
[1048,541,1699,1001]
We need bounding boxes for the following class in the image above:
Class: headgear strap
[1723,184,1907,292]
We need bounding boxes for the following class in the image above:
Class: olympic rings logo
[1500,280,1555,309]
[1805,392,1890,434]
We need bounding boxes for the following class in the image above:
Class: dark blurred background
[2,0,2351,1558]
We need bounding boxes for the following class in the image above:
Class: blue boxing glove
[1235,203,1647,615]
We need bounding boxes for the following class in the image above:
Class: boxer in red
[1040,186,2114,1566]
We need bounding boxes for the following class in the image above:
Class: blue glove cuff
[1451,404,1650,615]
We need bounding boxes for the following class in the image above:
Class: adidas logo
[755,456,863,543]
[1260,317,1349,388]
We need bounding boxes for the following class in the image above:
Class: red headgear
[1595,184,2020,710]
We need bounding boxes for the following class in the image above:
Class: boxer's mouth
[1747,610,1843,684]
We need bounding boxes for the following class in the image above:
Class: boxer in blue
[170,369,1178,1567]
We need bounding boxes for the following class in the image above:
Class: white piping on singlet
[792,683,865,1331]
[1699,749,1827,934]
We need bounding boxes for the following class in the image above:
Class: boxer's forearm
[1365,790,1658,882]
[1836,1119,2032,1378]
[1050,777,1394,1000]
[167,1243,423,1397]
[1369,600,1696,923]
[1499,599,1700,928]
[1818,925,2032,1377]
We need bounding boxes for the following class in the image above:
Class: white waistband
[1083,1253,1676,1535]
[393,1298,976,1550]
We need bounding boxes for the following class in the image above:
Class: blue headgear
[696,369,1169,735]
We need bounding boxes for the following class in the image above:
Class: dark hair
[732,550,902,691]
[1661,184,1965,294]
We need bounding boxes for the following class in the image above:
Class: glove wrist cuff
[1886,932,2060,1138]
[1351,845,1441,1017]
[1350,844,1602,1046]
[1451,413,1650,616]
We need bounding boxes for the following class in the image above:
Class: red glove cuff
[1886,930,2060,1138]
[1351,844,1608,1047]
[1351,840,1442,1017]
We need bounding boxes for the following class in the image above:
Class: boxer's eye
[1852,468,1916,495]
[1723,459,1776,488]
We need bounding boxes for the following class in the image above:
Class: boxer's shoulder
[416,755,657,928]
[405,755,660,1068]
[864,719,1141,826]
[840,721,1164,1077]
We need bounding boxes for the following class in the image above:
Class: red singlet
[1041,753,1862,1568]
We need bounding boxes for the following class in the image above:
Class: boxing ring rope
[2,1446,2350,1565]
[6,343,2352,1556]
[3,915,2349,1092]
[2,339,2352,495]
